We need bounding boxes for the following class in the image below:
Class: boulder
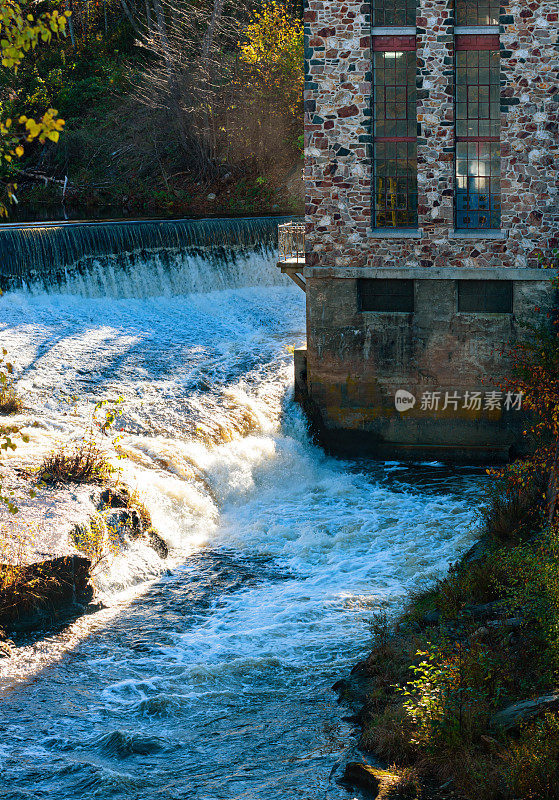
[99,486,130,509]
[146,528,169,559]
[460,537,491,565]
[342,762,380,796]
[0,639,12,658]
[491,693,559,731]
[333,660,377,709]
[463,602,507,620]
[0,555,94,633]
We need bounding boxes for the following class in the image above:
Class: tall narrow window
[373,0,416,27]
[456,0,499,27]
[455,35,500,230]
[373,36,417,228]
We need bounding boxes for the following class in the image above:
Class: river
[0,220,482,799]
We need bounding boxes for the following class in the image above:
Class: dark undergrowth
[345,271,559,800]
[350,472,559,800]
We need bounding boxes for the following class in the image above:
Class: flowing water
[0,219,484,799]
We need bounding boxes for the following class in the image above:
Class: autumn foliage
[486,254,559,533]
[0,0,69,214]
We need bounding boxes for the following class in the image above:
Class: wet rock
[463,602,507,620]
[99,486,130,509]
[85,600,107,614]
[332,660,377,709]
[0,555,94,633]
[491,693,559,732]
[422,610,441,626]
[105,508,144,539]
[117,509,142,534]
[146,528,169,559]
[342,762,380,796]
[460,537,491,565]
[487,616,524,629]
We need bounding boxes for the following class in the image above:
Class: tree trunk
[144,0,153,32]
[201,0,225,57]
[119,0,143,39]
[152,0,171,62]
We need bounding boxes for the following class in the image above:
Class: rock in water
[146,528,169,559]
[342,762,380,796]
[99,486,130,509]
[0,640,12,658]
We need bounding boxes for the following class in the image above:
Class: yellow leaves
[240,2,303,79]
[0,1,69,70]
[0,2,66,221]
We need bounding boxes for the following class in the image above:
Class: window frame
[455,0,500,27]
[372,0,416,28]
[372,35,418,230]
[454,33,501,231]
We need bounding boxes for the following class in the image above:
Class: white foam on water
[0,256,480,652]
[0,244,484,799]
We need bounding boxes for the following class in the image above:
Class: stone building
[291,0,559,461]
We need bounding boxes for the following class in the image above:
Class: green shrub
[499,715,559,799]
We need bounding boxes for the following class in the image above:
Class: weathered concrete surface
[302,275,552,460]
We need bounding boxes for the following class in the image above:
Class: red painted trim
[372,35,416,51]
[456,136,500,142]
[455,34,500,50]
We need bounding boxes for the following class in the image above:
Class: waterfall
[0,216,299,297]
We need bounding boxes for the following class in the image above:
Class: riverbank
[338,487,559,800]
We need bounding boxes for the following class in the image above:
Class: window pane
[455,48,500,138]
[455,143,500,229]
[374,141,418,227]
[373,0,416,26]
[456,0,499,26]
[455,43,500,230]
[373,47,417,228]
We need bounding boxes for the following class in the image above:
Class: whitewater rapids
[0,232,482,799]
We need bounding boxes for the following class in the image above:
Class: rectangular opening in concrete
[358,278,415,312]
[458,280,513,313]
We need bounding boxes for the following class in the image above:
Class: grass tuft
[0,383,23,415]
[39,442,113,485]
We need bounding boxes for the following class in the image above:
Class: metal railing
[278,221,305,265]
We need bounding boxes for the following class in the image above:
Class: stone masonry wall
[304,0,559,270]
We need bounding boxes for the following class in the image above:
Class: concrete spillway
[0,216,300,294]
